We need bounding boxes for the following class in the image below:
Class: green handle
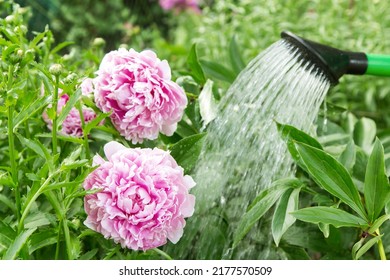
[366,54,390,76]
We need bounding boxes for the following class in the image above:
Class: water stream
[167,39,331,259]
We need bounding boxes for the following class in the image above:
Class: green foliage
[241,122,390,260]
[0,1,205,260]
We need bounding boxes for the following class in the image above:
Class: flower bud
[5,15,15,24]
[14,25,27,34]
[92,37,105,48]
[49,64,63,76]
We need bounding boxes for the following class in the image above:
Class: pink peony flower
[83,141,196,251]
[93,48,187,144]
[80,77,94,98]
[43,89,100,137]
[159,0,201,13]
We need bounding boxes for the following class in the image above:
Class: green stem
[52,75,59,157]
[376,229,387,260]
[76,104,90,159]
[62,219,73,259]
[152,248,173,260]
[7,65,21,223]
[17,171,58,232]
[55,225,62,260]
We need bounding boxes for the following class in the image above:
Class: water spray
[281,31,390,85]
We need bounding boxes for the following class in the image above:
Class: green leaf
[198,79,217,126]
[295,142,367,220]
[199,59,236,83]
[355,235,382,260]
[291,206,368,228]
[233,178,301,248]
[318,222,330,238]
[15,134,46,159]
[24,212,55,229]
[368,214,390,234]
[3,228,37,260]
[0,221,16,250]
[229,35,246,75]
[0,194,17,213]
[272,187,300,246]
[14,95,52,130]
[364,138,390,221]
[79,249,99,260]
[338,139,356,172]
[352,238,365,260]
[83,111,110,135]
[50,41,74,55]
[28,229,58,255]
[186,44,206,85]
[276,122,322,172]
[353,117,376,153]
[170,133,206,173]
[57,89,81,128]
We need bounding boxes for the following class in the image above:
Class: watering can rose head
[93,48,187,144]
[83,141,196,251]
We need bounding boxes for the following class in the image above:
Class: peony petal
[104,141,127,160]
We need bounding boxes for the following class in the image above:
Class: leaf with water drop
[170,133,206,174]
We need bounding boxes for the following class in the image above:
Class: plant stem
[376,229,387,260]
[152,248,173,260]
[52,75,59,157]
[8,104,20,222]
[76,104,90,159]
[7,65,21,223]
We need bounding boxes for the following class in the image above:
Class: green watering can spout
[281,31,390,85]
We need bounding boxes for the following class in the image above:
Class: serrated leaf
[24,212,55,229]
[364,138,390,222]
[0,221,16,249]
[3,228,37,260]
[291,206,368,228]
[16,134,46,159]
[295,142,367,220]
[28,229,58,255]
[170,133,206,173]
[79,249,99,260]
[14,95,52,130]
[272,187,300,246]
